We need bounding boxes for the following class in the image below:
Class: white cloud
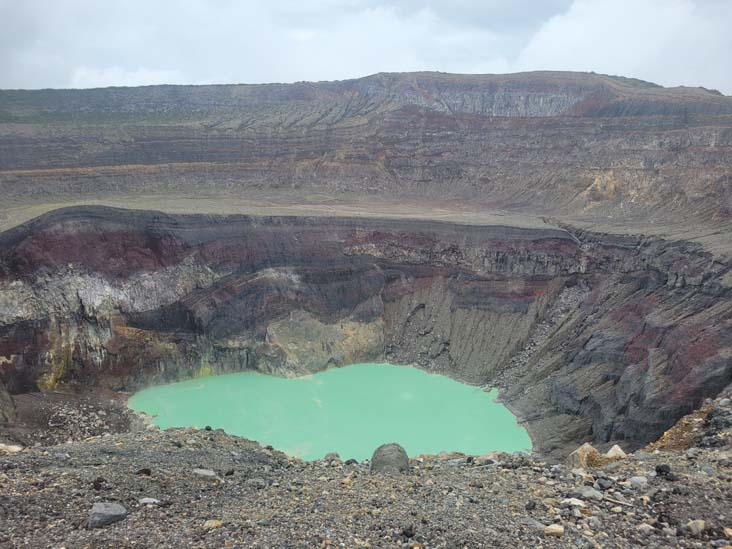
[515,0,732,92]
[0,0,730,93]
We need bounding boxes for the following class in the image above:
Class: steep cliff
[1,206,731,457]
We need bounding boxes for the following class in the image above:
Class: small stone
[244,477,267,489]
[722,527,732,539]
[610,506,623,513]
[139,497,160,505]
[629,476,648,488]
[369,443,409,474]
[572,468,593,482]
[193,468,219,480]
[596,478,613,491]
[655,464,671,476]
[520,517,545,530]
[605,445,627,459]
[345,458,358,465]
[573,485,604,501]
[203,519,223,530]
[686,519,705,536]
[561,498,586,508]
[0,443,23,454]
[136,467,152,476]
[636,524,655,535]
[602,460,623,472]
[324,452,340,461]
[88,502,127,528]
[544,524,565,538]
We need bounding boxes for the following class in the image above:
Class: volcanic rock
[567,443,604,468]
[686,519,705,536]
[369,443,409,474]
[543,524,564,538]
[88,502,127,528]
[192,468,219,480]
[605,445,627,459]
[0,442,23,454]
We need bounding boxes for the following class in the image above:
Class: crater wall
[1,206,731,457]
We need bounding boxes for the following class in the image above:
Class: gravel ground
[1,388,731,548]
[2,420,732,548]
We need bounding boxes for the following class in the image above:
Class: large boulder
[369,443,409,473]
[568,442,628,468]
[567,442,604,468]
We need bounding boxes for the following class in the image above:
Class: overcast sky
[1,0,730,93]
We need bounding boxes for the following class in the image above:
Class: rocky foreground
[1,392,731,548]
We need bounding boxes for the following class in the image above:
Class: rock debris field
[1,392,732,549]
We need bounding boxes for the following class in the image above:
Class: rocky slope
[1,206,731,459]
[1,388,731,548]
[1,71,732,231]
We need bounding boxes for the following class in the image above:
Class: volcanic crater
[1,71,732,460]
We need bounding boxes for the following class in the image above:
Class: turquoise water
[128,363,531,461]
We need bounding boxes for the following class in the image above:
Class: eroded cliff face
[1,206,731,457]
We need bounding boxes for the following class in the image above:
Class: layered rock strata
[1,206,731,457]
[2,72,732,228]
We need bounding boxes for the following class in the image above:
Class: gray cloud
[0,0,729,93]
